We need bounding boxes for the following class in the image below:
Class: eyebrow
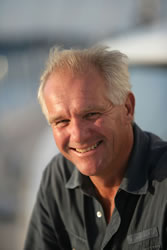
[49,115,65,124]
[81,105,105,113]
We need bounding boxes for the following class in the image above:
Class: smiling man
[24,47,167,250]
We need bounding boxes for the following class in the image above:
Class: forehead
[44,67,108,97]
[43,68,111,121]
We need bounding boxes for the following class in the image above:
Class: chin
[75,162,102,176]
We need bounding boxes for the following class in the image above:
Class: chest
[55,186,167,250]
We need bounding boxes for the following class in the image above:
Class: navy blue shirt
[24,124,167,249]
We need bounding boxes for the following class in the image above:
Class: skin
[43,67,135,221]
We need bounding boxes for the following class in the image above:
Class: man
[24,46,167,249]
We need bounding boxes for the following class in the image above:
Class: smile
[72,141,102,153]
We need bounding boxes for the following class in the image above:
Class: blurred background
[0,0,167,249]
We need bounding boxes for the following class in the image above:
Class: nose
[68,118,91,143]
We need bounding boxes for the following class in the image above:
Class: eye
[55,119,70,127]
[85,112,101,119]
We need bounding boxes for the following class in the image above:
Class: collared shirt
[24,124,167,250]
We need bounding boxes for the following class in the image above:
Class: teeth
[76,142,99,153]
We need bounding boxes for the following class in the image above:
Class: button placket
[96,211,102,218]
[94,199,106,226]
[83,194,107,249]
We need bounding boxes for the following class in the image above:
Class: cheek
[94,117,107,129]
[95,117,123,145]
[94,117,113,135]
[52,128,67,149]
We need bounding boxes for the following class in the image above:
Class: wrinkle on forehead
[44,65,108,93]
[43,66,114,124]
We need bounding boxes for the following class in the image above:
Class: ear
[124,92,135,122]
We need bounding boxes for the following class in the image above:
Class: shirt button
[96,211,102,218]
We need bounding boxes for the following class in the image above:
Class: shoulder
[146,131,167,181]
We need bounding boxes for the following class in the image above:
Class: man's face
[43,68,134,177]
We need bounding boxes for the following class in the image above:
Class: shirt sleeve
[24,168,71,250]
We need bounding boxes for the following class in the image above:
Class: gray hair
[38,46,131,121]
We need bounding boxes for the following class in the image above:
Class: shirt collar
[65,168,95,195]
[65,168,83,189]
[66,123,150,195]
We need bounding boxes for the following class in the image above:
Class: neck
[90,125,134,199]
[90,167,124,199]
[90,124,134,223]
[90,161,128,224]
